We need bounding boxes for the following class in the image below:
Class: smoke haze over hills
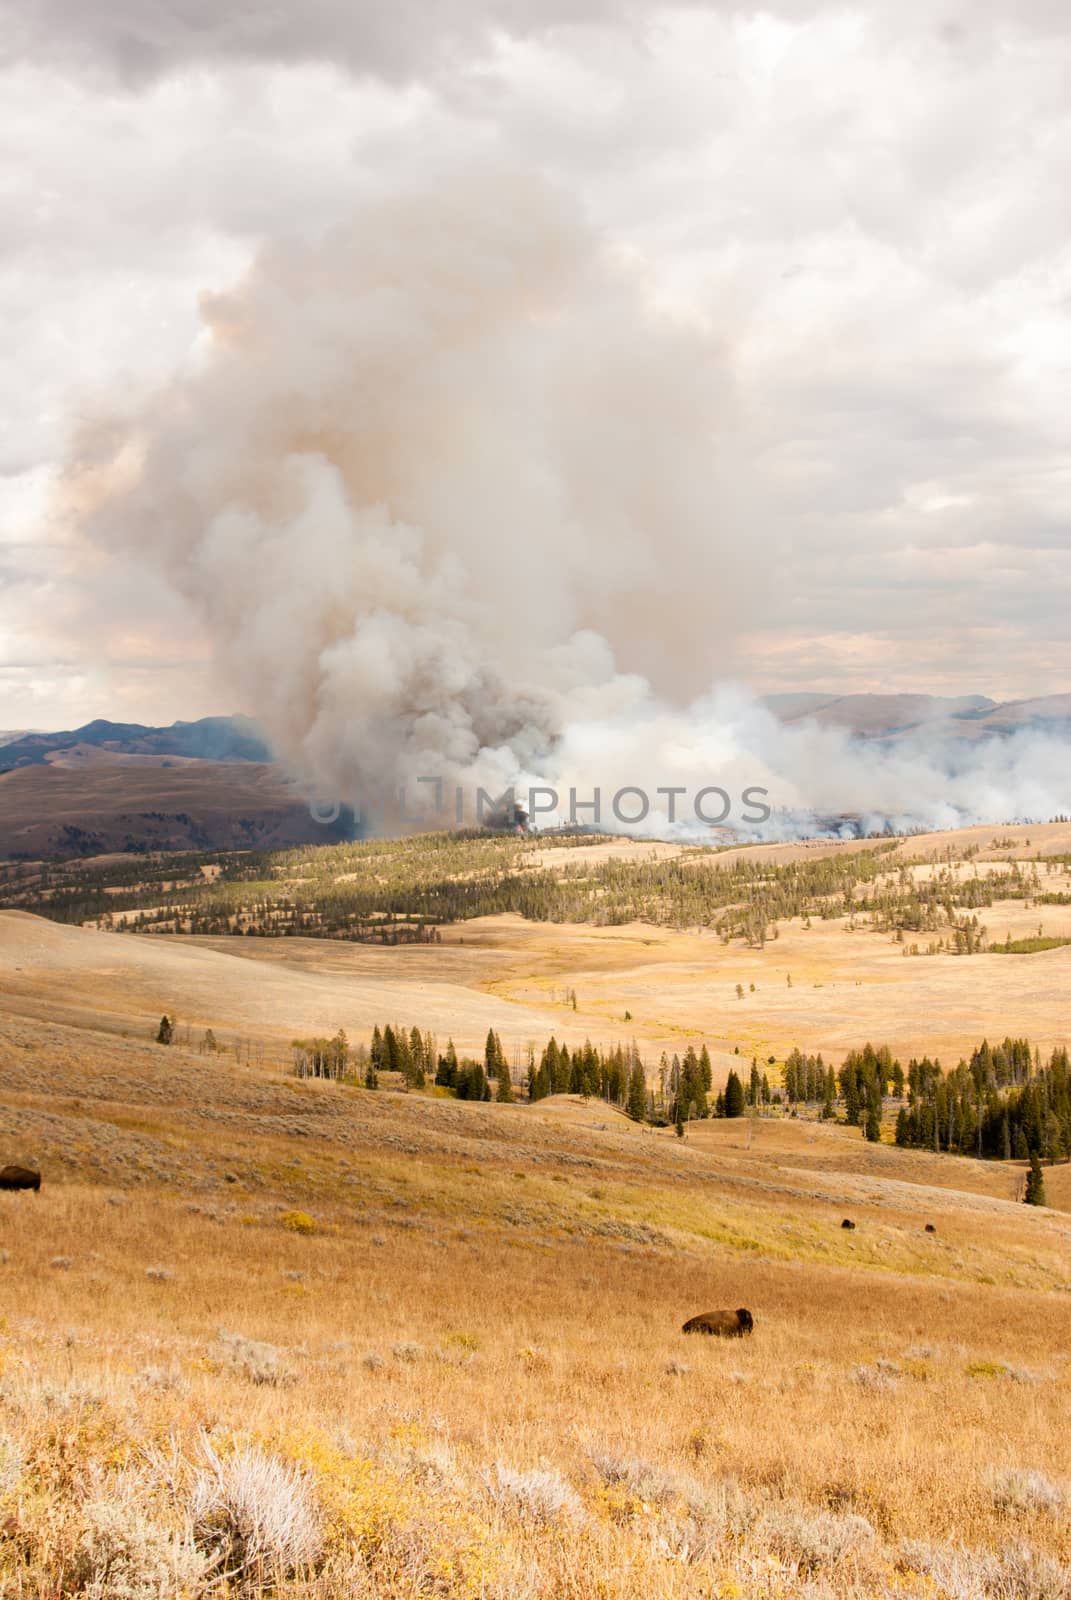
[61,169,1070,841]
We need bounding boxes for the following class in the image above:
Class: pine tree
[156,1015,173,1046]
[1024,1150,1047,1206]
[409,1026,427,1087]
[724,1070,745,1118]
[382,1024,398,1074]
[864,1099,881,1143]
[496,1058,514,1103]
[436,1038,459,1088]
[627,1060,647,1122]
[542,1038,561,1095]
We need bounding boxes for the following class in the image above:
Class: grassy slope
[3,825,1071,1595]
[2,997,1071,1597]
[5,862,1071,1065]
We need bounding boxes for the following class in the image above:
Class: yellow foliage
[278,1209,317,1234]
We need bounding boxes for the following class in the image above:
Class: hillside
[4,865,1071,1069]
[0,716,341,858]
[0,757,350,858]
[4,817,1071,1597]
[1,982,1070,1598]
[6,821,1071,1066]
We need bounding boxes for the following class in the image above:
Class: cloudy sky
[2,0,1070,733]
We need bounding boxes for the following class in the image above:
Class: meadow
[3,1010,1071,1600]
[1,825,1071,1596]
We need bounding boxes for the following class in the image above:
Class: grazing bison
[0,1166,40,1192]
[924,1223,936,1233]
[682,1308,754,1337]
[841,1218,856,1230]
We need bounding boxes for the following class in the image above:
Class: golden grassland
[2,819,1071,1597]
[2,994,1071,1597]
[5,858,1071,1069]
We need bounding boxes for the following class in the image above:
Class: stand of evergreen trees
[11,836,1071,968]
[291,1013,1069,1170]
[7,831,918,943]
[526,1037,650,1115]
[894,1039,1070,1161]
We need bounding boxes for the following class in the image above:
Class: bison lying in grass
[0,1166,41,1192]
[681,1308,753,1337]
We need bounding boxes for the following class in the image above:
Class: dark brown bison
[0,1166,40,1192]
[841,1218,856,1230]
[681,1308,754,1337]
[924,1223,936,1233]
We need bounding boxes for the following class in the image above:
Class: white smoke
[70,166,1071,840]
[542,687,1071,839]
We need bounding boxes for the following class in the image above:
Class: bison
[0,1166,40,1192]
[841,1218,856,1230]
[924,1223,936,1233]
[681,1308,754,1337]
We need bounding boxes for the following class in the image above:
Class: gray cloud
[4,0,1071,90]
[0,0,679,84]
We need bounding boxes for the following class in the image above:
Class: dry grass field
[0,996,1070,1596]
[2,825,1071,1597]
[5,832,1071,1067]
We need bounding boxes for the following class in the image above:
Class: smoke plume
[71,166,1070,839]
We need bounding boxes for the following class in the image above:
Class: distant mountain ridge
[759,692,1071,742]
[0,715,272,774]
[8,695,1071,776]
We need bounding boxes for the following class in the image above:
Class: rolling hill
[0,757,348,858]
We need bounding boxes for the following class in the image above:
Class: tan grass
[0,1003,1070,1596]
